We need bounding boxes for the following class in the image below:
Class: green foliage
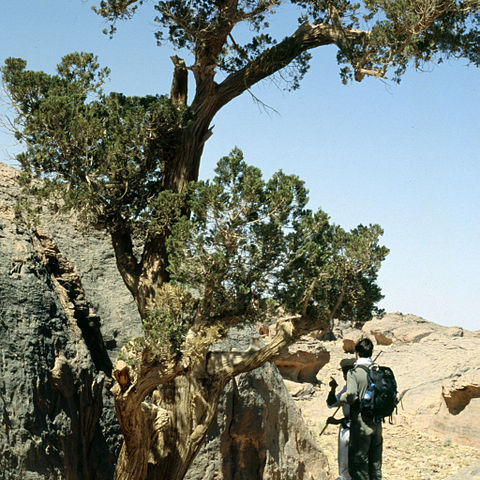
[1,53,191,233]
[142,283,195,356]
[276,218,388,323]
[334,0,480,82]
[166,149,388,331]
[93,0,480,86]
[120,283,197,361]
[0,6,400,356]
[0,51,388,345]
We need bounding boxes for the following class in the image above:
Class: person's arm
[326,416,345,425]
[326,377,339,407]
[339,369,358,405]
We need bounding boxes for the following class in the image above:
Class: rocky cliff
[0,162,328,480]
[0,164,118,479]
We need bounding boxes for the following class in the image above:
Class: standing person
[326,358,356,480]
[340,338,383,480]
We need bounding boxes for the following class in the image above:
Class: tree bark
[146,374,228,480]
[111,309,337,480]
[112,352,228,480]
[110,222,141,298]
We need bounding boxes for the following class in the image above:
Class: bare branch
[112,356,190,410]
[207,311,332,380]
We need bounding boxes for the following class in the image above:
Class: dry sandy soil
[298,396,480,480]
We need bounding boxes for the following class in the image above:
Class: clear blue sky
[1,1,479,331]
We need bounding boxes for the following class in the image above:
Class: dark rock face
[0,162,328,479]
[0,165,118,479]
[42,216,142,358]
[187,328,329,480]
[187,362,329,480]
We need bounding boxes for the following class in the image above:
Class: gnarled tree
[2,0,479,479]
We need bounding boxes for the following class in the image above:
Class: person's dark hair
[355,338,374,358]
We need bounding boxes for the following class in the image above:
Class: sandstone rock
[361,313,469,344]
[272,333,330,383]
[275,348,330,383]
[283,381,317,400]
[390,325,434,343]
[442,375,480,415]
[284,379,308,397]
[377,334,480,447]
[446,326,464,337]
[369,330,394,346]
[342,329,366,352]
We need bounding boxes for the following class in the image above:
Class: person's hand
[329,377,338,389]
[326,416,341,425]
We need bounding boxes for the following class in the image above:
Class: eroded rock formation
[188,329,329,480]
[297,313,480,448]
[442,378,480,415]
[0,164,117,479]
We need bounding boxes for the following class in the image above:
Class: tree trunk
[114,440,151,480]
[162,112,215,194]
[113,356,228,480]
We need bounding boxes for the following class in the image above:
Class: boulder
[442,375,480,415]
[342,329,367,352]
[188,330,328,480]
[275,348,330,383]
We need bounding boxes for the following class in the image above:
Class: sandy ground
[296,392,480,480]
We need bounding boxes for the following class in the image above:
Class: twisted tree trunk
[111,314,330,480]
[112,351,228,480]
[108,20,358,479]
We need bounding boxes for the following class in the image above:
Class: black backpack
[357,364,398,423]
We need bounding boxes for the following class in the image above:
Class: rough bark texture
[0,162,329,479]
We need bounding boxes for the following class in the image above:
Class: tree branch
[215,21,369,109]
[110,223,140,296]
[208,314,321,379]
[170,56,188,106]
[112,356,190,411]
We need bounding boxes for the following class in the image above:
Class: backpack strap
[355,364,373,379]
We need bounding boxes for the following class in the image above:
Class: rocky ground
[297,392,480,480]
[275,314,480,479]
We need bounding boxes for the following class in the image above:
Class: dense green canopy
[93,0,480,84]
[2,54,190,230]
